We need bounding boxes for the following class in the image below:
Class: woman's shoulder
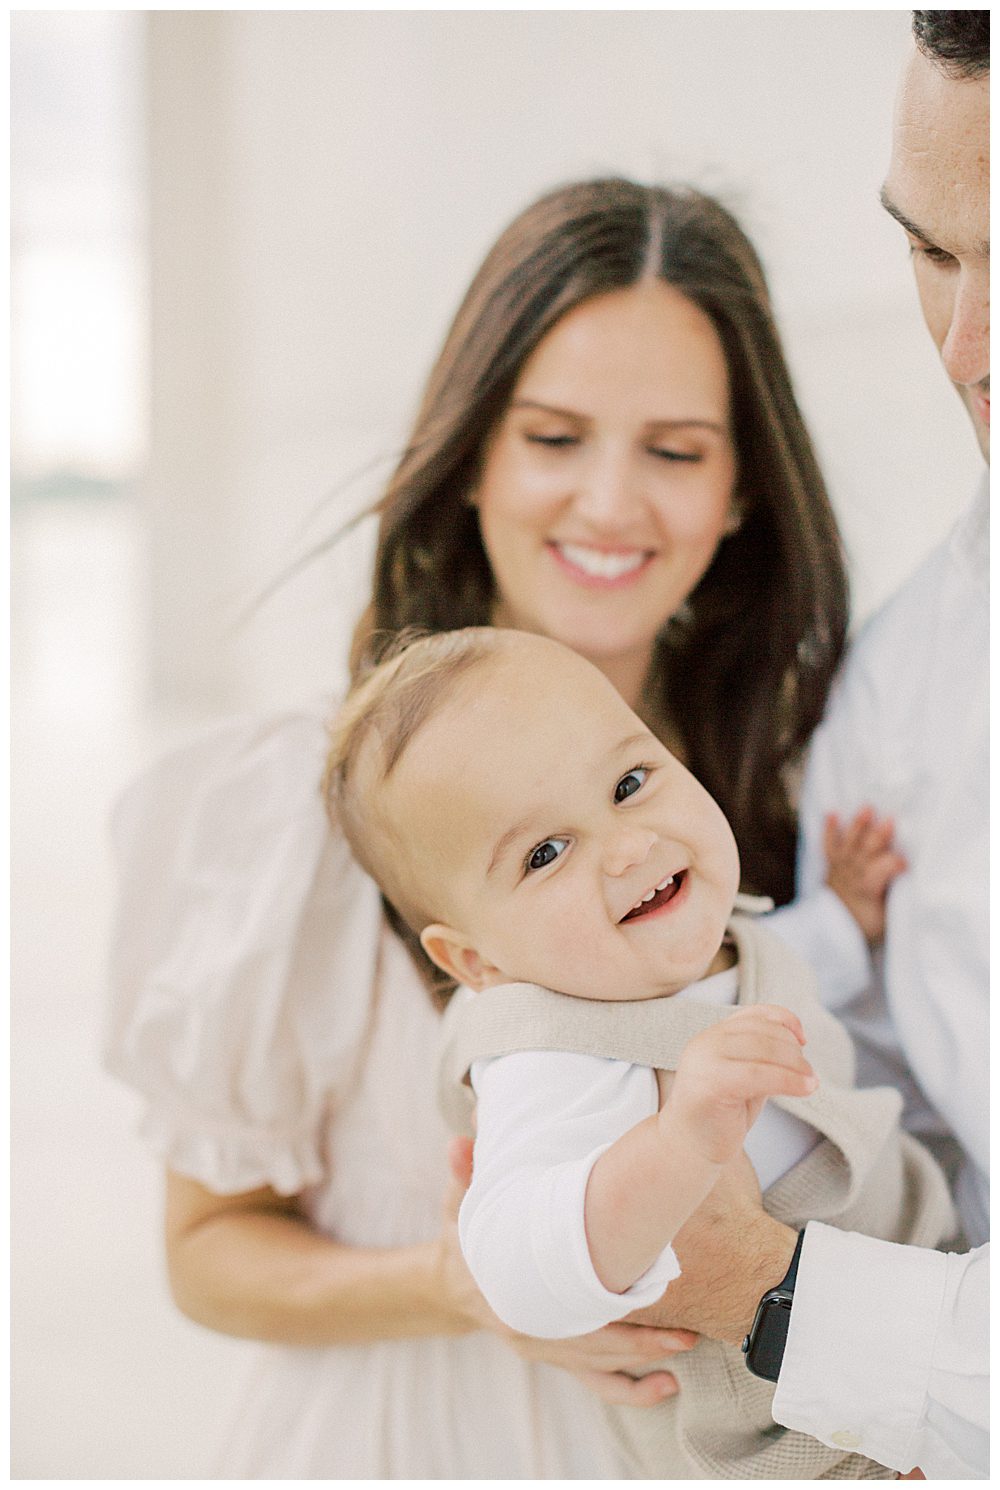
[115,695,336,826]
[110,691,380,962]
[106,695,389,1194]
[111,694,367,884]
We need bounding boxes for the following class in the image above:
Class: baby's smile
[619,868,688,923]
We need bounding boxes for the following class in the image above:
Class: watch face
[745,1296,792,1382]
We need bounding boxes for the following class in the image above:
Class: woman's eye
[526,838,568,872]
[526,433,578,449]
[614,767,649,802]
[649,447,701,464]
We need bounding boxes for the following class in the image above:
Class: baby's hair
[324,627,509,988]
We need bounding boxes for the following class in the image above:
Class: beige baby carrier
[439,911,955,1480]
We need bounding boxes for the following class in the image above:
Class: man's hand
[624,1153,799,1347]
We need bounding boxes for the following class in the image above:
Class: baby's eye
[526,838,569,872]
[614,766,649,803]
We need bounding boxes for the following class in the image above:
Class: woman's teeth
[556,543,647,580]
[630,875,674,913]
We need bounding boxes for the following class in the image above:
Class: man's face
[882,45,990,459]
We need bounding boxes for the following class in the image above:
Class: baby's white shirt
[460,965,819,1339]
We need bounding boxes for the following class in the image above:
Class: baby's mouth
[619,870,686,923]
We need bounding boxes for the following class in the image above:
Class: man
[648,10,988,1479]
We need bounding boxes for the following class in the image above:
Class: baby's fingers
[710,1048,818,1104]
[823,811,845,862]
[717,1025,818,1091]
[728,1003,807,1046]
[841,806,897,859]
[743,1058,818,1100]
[866,847,908,893]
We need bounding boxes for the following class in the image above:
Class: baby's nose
[603,826,657,878]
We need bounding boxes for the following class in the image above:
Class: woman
[107,178,848,1478]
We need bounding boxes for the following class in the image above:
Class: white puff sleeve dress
[105,703,637,1479]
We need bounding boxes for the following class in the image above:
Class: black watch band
[741,1228,805,1382]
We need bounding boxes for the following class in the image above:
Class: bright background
[11,10,984,1478]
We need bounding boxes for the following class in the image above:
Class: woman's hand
[439,1137,695,1405]
[491,1319,693,1406]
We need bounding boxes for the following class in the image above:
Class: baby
[324,627,951,1481]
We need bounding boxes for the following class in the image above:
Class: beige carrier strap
[439,913,856,1138]
[438,979,731,1136]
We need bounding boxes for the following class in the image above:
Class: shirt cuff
[765,886,873,1010]
[772,1221,949,1472]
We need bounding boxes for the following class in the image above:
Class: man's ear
[420,924,502,990]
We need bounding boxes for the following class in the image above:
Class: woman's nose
[602,826,657,879]
[573,448,644,530]
[940,268,990,389]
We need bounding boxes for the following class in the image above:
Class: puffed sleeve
[104,706,384,1196]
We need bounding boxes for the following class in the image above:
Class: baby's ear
[420,925,501,991]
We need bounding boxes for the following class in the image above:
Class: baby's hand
[663,1005,817,1168]
[824,806,906,944]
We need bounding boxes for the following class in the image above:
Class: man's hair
[323,627,506,964]
[912,11,990,78]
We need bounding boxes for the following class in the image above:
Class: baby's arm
[585,1006,815,1294]
[459,1007,813,1335]
[823,806,907,944]
[460,1050,683,1337]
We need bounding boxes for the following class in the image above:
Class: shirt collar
[950,470,989,592]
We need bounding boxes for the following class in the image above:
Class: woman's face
[474,279,738,693]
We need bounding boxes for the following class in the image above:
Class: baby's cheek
[540,921,612,998]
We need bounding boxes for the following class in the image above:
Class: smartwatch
[741,1228,805,1382]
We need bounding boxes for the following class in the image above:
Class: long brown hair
[349,178,848,954]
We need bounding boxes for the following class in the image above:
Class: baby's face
[388,634,740,1000]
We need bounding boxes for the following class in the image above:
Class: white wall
[145,9,983,714]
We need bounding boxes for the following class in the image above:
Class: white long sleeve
[459,1049,681,1337]
[773,1225,988,1477]
[459,968,817,1341]
[770,485,989,1475]
[765,884,872,1012]
[790,487,988,1237]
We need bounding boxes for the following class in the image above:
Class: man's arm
[625,1154,800,1347]
[632,1171,988,1479]
[773,1226,988,1478]
[631,615,988,1476]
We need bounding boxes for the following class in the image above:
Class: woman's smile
[547,540,656,588]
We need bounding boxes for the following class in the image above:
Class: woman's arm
[165,1164,694,1406]
[164,1169,476,1345]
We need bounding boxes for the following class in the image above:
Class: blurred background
[10,10,984,1478]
